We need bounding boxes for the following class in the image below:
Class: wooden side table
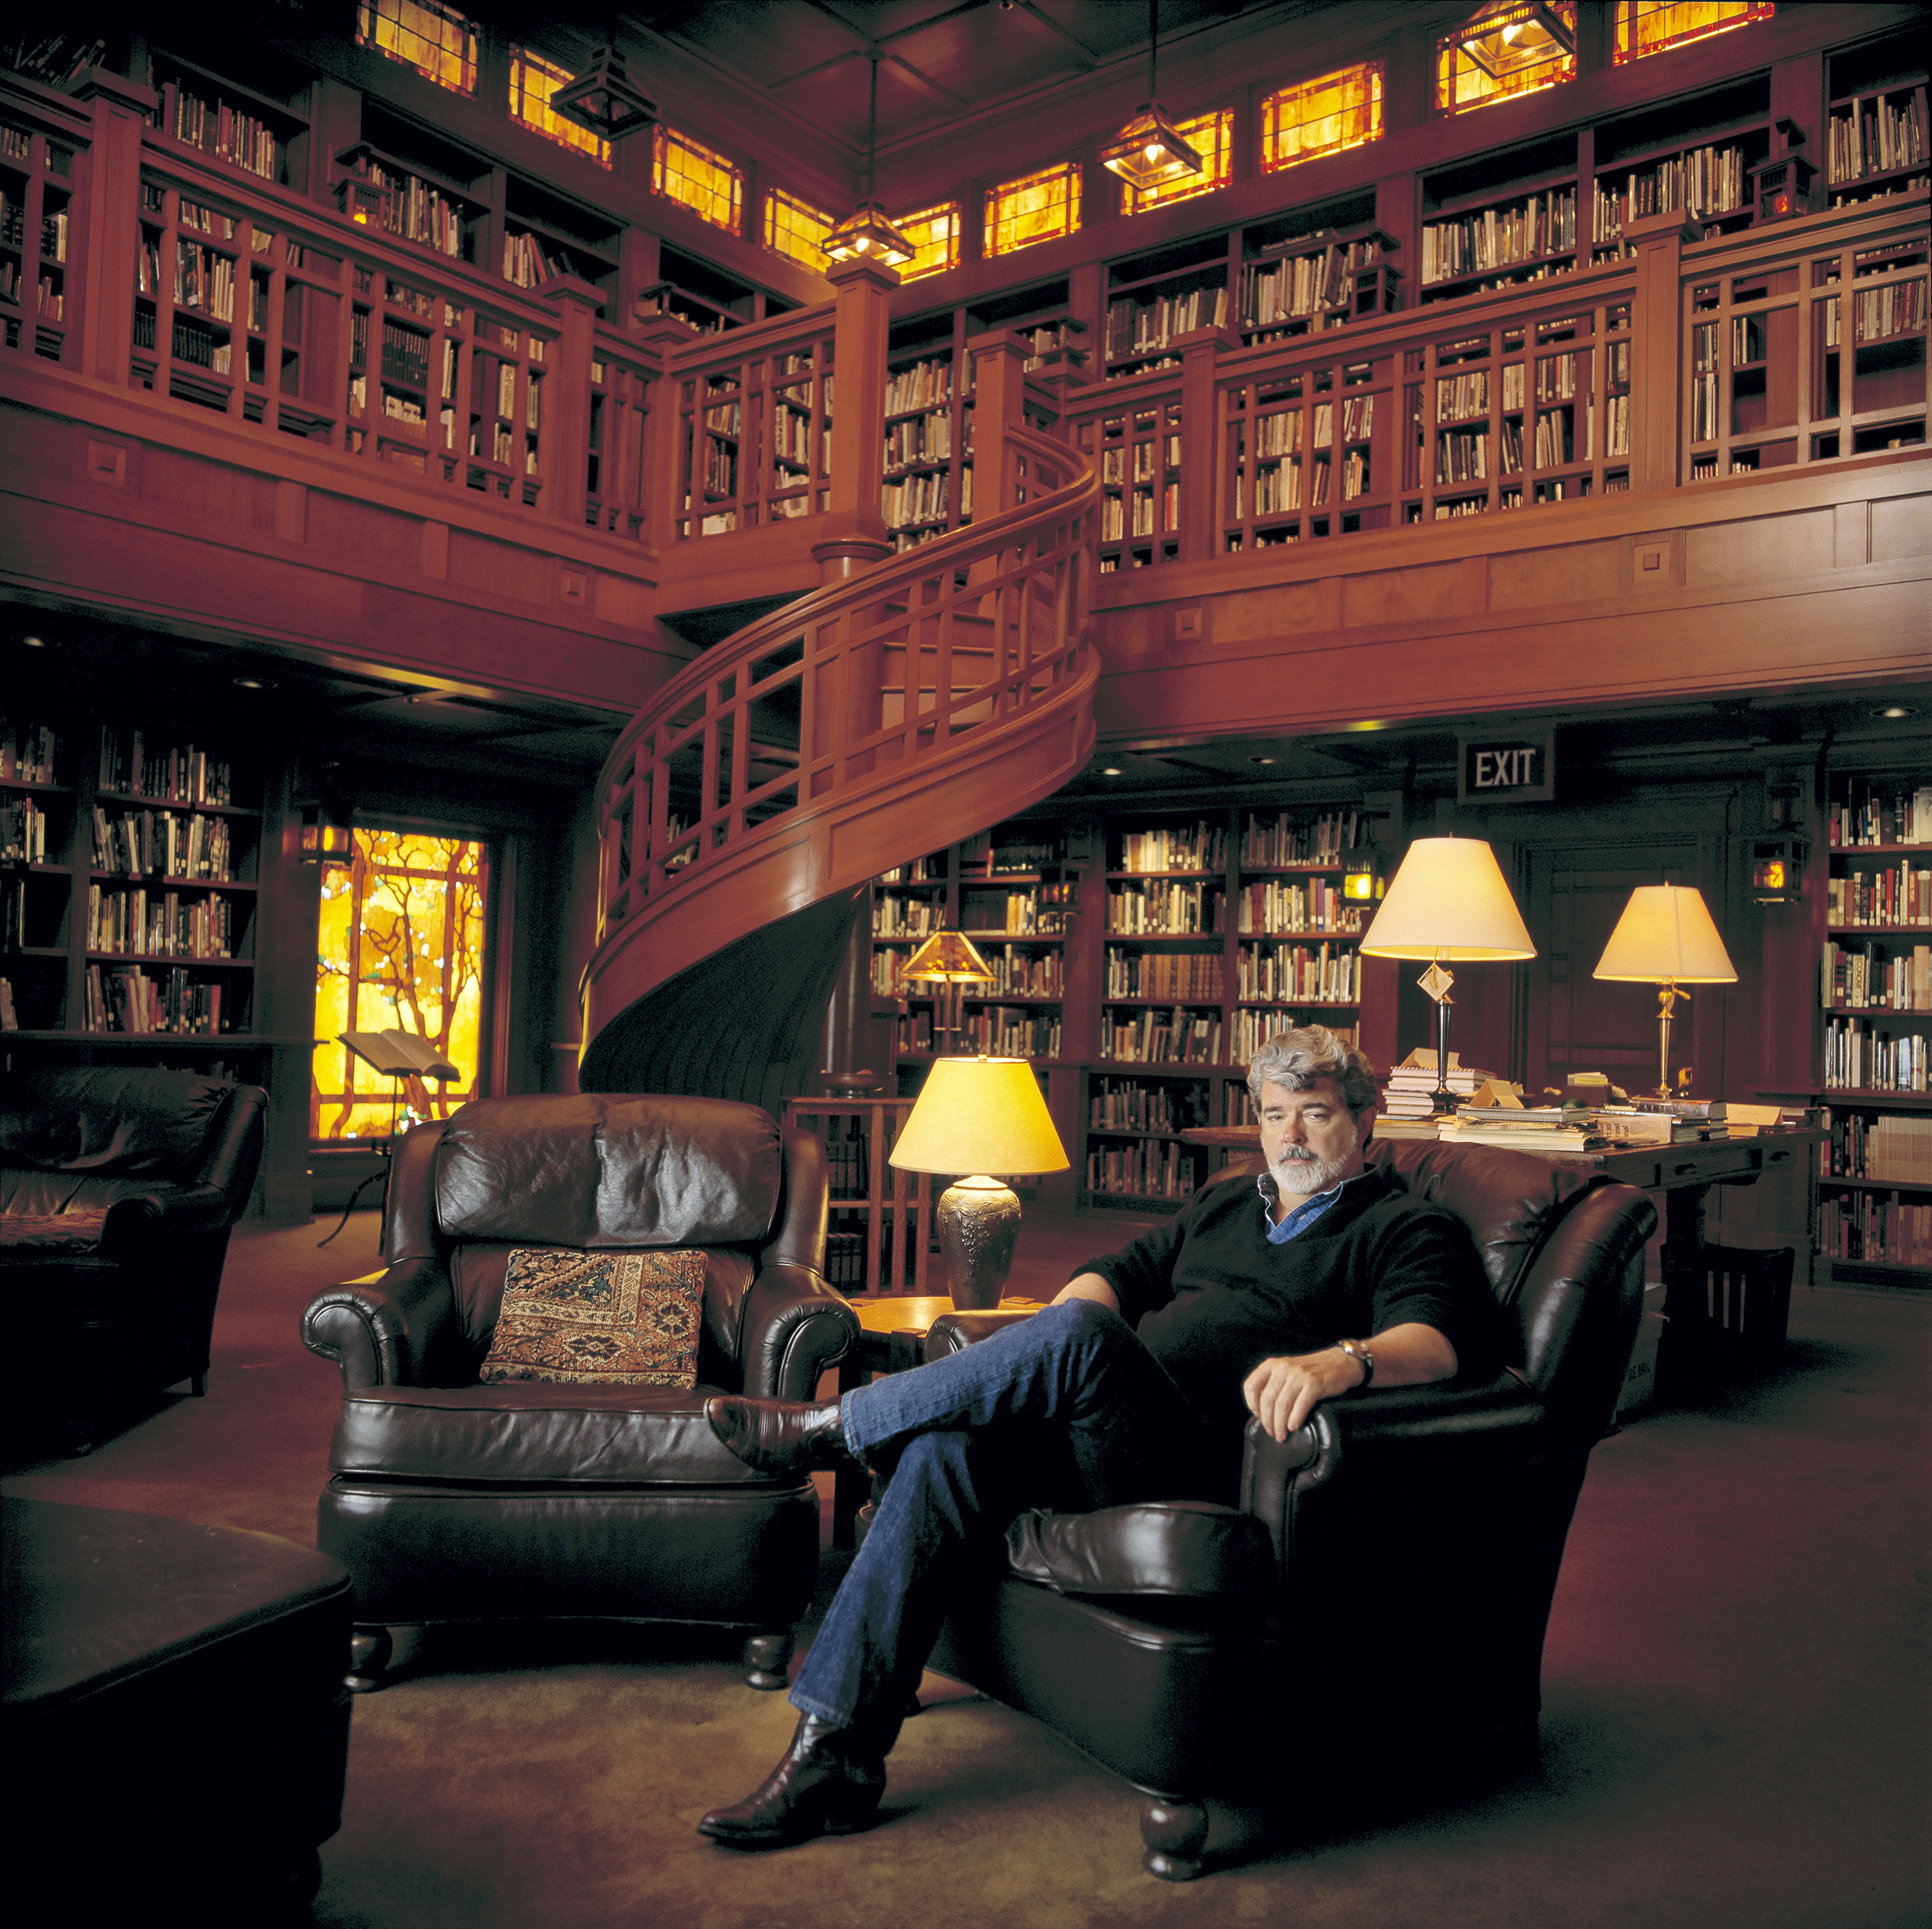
[830,1293,1043,1547]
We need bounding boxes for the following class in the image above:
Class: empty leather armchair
[925,1138,1657,1881]
[301,1093,858,1691]
[1,1068,267,1454]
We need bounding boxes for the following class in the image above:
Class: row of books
[1086,1142,1201,1199]
[1117,823,1225,873]
[1241,811,1368,866]
[1232,1009,1352,1064]
[960,1007,1061,1058]
[1823,940,1932,1012]
[883,413,953,468]
[1099,486,1176,541]
[1420,189,1577,286]
[98,729,234,805]
[884,356,951,417]
[172,239,236,322]
[1105,945,1222,1001]
[1234,879,1363,935]
[968,892,1056,937]
[172,88,280,184]
[91,807,235,882]
[1238,237,1385,328]
[1100,435,1182,485]
[1824,1016,1928,1093]
[1591,143,1750,241]
[0,975,17,1030]
[164,314,230,373]
[1817,1190,1931,1269]
[882,472,955,530]
[350,158,469,259]
[1103,285,1229,361]
[1823,1110,1932,1184]
[84,963,230,1035]
[871,897,944,937]
[1827,862,1932,928]
[1829,784,1932,848]
[1231,456,1336,518]
[1089,1078,1209,1134]
[823,1229,867,1290]
[821,1134,871,1200]
[1107,881,1218,934]
[86,885,236,960]
[1846,280,1927,347]
[1235,941,1359,1004]
[1,795,50,863]
[1826,91,1929,185]
[1099,1007,1222,1065]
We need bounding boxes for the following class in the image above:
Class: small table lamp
[1591,884,1738,1097]
[888,1055,1069,1310]
[899,928,996,1056]
[1359,836,1537,1114]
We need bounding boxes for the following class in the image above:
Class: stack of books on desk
[1595,1105,1721,1145]
[1381,1049,1501,1119]
[1626,1098,1729,1139]
[1438,1104,1610,1151]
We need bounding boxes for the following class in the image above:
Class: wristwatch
[1334,1338,1374,1389]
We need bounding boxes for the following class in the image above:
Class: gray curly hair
[1245,1026,1380,1117]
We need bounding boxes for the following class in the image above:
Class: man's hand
[1242,1322,1459,1442]
[1242,1348,1363,1442]
[1052,1272,1120,1312]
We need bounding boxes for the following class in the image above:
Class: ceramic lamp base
[935,1175,1021,1311]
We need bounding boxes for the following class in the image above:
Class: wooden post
[1626,209,1704,491]
[536,271,602,529]
[633,312,691,552]
[967,328,1031,517]
[1180,325,1240,563]
[824,253,897,548]
[74,69,158,387]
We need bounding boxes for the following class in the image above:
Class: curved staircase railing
[579,423,1100,1096]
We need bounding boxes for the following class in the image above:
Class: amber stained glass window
[509,47,612,167]
[764,187,836,269]
[985,162,1081,258]
[1437,2,1577,114]
[895,202,962,282]
[1613,2,1772,64]
[312,829,490,1141]
[1263,63,1385,171]
[356,0,478,97]
[653,125,745,235]
[1121,109,1233,214]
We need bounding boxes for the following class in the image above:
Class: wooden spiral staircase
[578,424,1100,1106]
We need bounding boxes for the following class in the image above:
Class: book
[1439,1122,1610,1150]
[1629,1097,1727,1119]
[337,1028,461,1080]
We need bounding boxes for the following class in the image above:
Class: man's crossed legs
[698,1300,1214,1845]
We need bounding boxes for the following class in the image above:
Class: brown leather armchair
[1,1068,267,1454]
[924,1138,1657,1880]
[301,1094,858,1691]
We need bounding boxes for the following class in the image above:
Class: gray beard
[1271,1147,1353,1196]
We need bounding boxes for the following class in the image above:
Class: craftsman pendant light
[1100,0,1203,194]
[824,53,916,269]
[551,34,658,142]
[1446,1,1575,86]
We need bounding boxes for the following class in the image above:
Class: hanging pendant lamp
[824,53,916,268]
[551,29,657,142]
[1100,0,1203,193]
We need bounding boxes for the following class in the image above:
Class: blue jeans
[788,1300,1215,1732]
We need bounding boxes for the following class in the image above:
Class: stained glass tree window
[356,0,478,97]
[312,829,490,1141]
[983,162,1081,258]
[895,202,963,281]
[1613,3,1773,64]
[764,187,836,268]
[1262,64,1385,171]
[652,125,745,234]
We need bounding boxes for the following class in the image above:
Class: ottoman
[2,1498,354,1921]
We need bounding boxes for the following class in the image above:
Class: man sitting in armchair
[698,1024,1495,1848]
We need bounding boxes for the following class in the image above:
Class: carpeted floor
[5,1211,1929,1929]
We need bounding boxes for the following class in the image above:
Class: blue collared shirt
[1257,1167,1371,1244]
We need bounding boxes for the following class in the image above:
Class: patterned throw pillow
[477,1247,706,1386]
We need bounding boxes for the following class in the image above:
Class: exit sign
[1458,731,1555,803]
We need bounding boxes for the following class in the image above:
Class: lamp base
[935,1176,1020,1312]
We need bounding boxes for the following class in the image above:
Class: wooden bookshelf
[0,112,77,367]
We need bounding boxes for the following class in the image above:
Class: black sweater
[1079,1163,1494,1449]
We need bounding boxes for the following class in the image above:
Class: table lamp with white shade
[1358,836,1537,1114]
[888,1056,1069,1311]
[1591,884,1737,1097]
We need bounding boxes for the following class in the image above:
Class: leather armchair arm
[737,1261,860,1400]
[924,1307,1039,1355]
[301,1256,454,1390]
[99,1183,233,1254]
[1005,1500,1277,1599]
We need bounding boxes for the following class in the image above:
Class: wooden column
[824,253,897,548]
[633,312,691,553]
[536,271,602,529]
[1627,210,1704,492]
[1180,325,1239,563]
[967,328,1031,516]
[74,69,158,388]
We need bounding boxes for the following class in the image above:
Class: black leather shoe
[705,1395,861,1476]
[697,1714,887,1846]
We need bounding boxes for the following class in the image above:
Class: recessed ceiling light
[20,635,46,647]
[1249,755,1278,765]
[1099,766,1124,777]
[1873,704,1917,719]
[233,675,272,690]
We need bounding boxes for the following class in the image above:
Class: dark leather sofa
[0,1067,267,1454]
[301,1093,859,1690]
[925,1137,1657,1880]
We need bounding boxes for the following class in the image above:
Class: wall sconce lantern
[1748,119,1816,224]
[1342,854,1382,903]
[1748,834,1807,905]
[301,808,352,866]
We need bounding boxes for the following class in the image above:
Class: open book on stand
[338,1028,461,1081]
